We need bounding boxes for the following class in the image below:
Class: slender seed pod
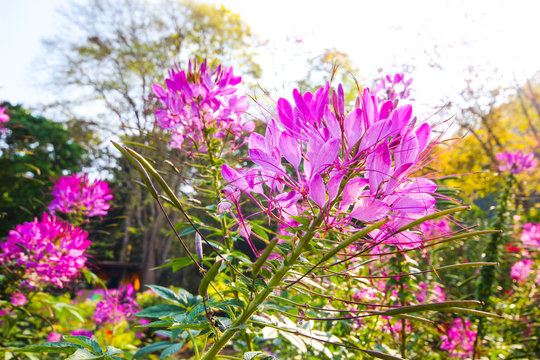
[195,232,204,264]
[199,259,223,297]
[251,238,279,278]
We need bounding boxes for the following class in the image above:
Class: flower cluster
[495,150,537,174]
[510,259,533,282]
[0,106,9,134]
[372,73,413,103]
[521,222,540,250]
[418,218,451,239]
[222,82,440,251]
[0,213,90,288]
[153,59,252,153]
[93,284,140,325]
[440,318,477,358]
[49,174,113,218]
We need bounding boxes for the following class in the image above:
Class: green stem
[188,329,201,360]
[200,217,323,360]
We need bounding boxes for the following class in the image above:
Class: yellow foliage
[431,92,540,200]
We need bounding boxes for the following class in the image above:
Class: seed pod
[251,237,279,278]
[195,232,203,263]
[198,259,223,297]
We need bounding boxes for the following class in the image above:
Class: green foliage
[0,102,87,236]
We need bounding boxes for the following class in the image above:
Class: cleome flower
[93,284,140,325]
[521,222,540,250]
[0,213,91,288]
[153,59,252,153]
[440,318,477,358]
[495,150,537,174]
[222,81,442,251]
[49,174,113,218]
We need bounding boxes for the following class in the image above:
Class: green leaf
[146,285,182,303]
[66,349,102,360]
[244,351,263,360]
[136,304,187,318]
[15,342,81,354]
[63,336,103,355]
[160,342,184,359]
[359,349,406,360]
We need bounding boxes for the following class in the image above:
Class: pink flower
[153,59,249,153]
[48,332,62,342]
[510,259,533,282]
[440,318,477,358]
[10,292,27,306]
[418,218,451,239]
[49,174,113,217]
[0,213,90,288]
[521,223,540,250]
[223,82,439,252]
[372,73,414,103]
[495,150,537,174]
[94,284,140,325]
[0,106,9,123]
[71,329,92,338]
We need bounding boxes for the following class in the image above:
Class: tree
[41,0,262,285]
[433,75,540,200]
[0,102,87,236]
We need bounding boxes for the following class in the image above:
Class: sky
[1,0,539,115]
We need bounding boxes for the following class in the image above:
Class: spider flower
[372,73,413,103]
[0,106,9,134]
[93,284,140,325]
[0,106,9,123]
[49,174,113,218]
[521,223,540,250]
[222,82,441,251]
[510,259,533,282]
[153,59,251,153]
[495,150,537,174]
[0,213,90,288]
[10,292,27,306]
[440,318,477,358]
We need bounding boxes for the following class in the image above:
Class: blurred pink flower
[372,73,414,103]
[495,150,536,174]
[10,292,27,306]
[49,174,113,218]
[48,332,62,342]
[0,213,90,288]
[0,106,8,123]
[71,329,92,338]
[440,318,477,358]
[521,223,540,250]
[94,284,140,325]
[511,259,533,282]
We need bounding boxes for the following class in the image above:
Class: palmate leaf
[136,304,187,318]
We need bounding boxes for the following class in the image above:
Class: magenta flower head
[94,284,140,325]
[0,213,91,288]
[222,81,442,251]
[521,223,540,250]
[418,218,451,239]
[153,59,250,153]
[10,292,27,306]
[440,318,477,358]
[49,174,113,218]
[495,150,537,174]
[48,332,62,342]
[71,329,93,338]
[0,106,9,123]
[510,259,533,282]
